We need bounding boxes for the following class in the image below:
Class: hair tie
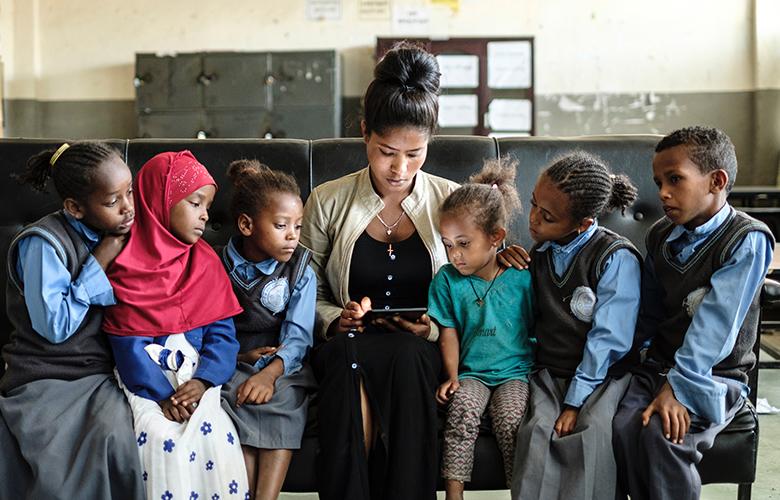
[50,143,70,166]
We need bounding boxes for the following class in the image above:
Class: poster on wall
[438,94,479,128]
[486,99,532,132]
[392,5,431,35]
[306,0,341,21]
[359,0,391,20]
[487,41,532,89]
[437,55,479,88]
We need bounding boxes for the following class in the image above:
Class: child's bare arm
[641,381,690,444]
[436,327,461,404]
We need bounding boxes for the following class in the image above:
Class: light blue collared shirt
[226,237,316,376]
[15,211,115,344]
[536,221,642,408]
[637,204,773,423]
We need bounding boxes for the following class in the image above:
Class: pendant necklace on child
[376,211,406,260]
[468,265,501,307]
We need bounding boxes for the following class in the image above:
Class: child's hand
[238,346,280,365]
[93,234,129,270]
[641,381,690,444]
[497,244,531,270]
[554,407,579,437]
[436,379,461,405]
[171,379,208,411]
[159,399,189,423]
[236,370,277,406]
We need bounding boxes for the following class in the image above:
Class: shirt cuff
[274,350,300,376]
[563,377,596,408]
[426,321,439,342]
[317,304,343,340]
[78,255,116,306]
[667,368,727,423]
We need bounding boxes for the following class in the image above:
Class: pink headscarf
[103,150,242,336]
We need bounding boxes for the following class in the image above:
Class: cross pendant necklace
[468,265,501,307]
[377,211,405,261]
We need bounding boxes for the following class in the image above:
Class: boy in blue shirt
[613,126,774,500]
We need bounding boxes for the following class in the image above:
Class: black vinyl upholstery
[0,135,759,494]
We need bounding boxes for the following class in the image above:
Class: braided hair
[226,159,301,222]
[16,141,122,201]
[363,41,441,137]
[440,157,521,237]
[544,152,637,222]
[655,126,737,192]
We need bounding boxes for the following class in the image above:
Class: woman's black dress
[312,231,441,500]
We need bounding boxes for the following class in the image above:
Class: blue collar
[63,211,101,249]
[536,220,599,255]
[226,236,279,276]
[666,204,732,244]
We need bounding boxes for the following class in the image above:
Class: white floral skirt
[118,334,249,500]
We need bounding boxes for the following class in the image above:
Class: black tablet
[366,307,427,322]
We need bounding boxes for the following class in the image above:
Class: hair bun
[375,41,441,95]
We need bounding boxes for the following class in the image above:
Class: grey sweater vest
[219,244,312,352]
[1,212,113,393]
[645,210,773,384]
[531,227,641,378]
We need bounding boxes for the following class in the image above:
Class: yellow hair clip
[50,143,70,166]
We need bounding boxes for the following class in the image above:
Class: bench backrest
[0,135,663,367]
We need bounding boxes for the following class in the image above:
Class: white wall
[0,0,763,101]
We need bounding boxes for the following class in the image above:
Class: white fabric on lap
[118,334,249,500]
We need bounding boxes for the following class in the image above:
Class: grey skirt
[221,361,316,449]
[0,373,145,500]
[511,369,631,500]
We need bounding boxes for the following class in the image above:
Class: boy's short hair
[655,126,737,192]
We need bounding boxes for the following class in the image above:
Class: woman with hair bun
[301,42,457,500]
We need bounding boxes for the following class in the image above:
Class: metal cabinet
[135,51,340,139]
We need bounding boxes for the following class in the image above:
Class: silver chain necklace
[376,211,406,260]
[376,211,406,236]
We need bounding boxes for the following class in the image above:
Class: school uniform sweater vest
[531,227,641,378]
[0,212,113,393]
[645,210,773,384]
[219,245,312,352]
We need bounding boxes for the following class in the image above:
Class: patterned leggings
[441,378,530,486]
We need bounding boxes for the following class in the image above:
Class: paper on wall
[487,41,532,89]
[486,99,532,131]
[431,0,460,13]
[488,132,531,138]
[306,0,341,21]
[438,94,479,128]
[392,5,431,35]
[437,55,479,89]
[358,0,390,20]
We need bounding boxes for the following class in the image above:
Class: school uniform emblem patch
[261,277,290,314]
[683,286,709,318]
[570,286,597,322]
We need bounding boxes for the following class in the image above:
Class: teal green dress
[428,264,535,385]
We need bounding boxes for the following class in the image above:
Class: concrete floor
[280,350,780,500]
